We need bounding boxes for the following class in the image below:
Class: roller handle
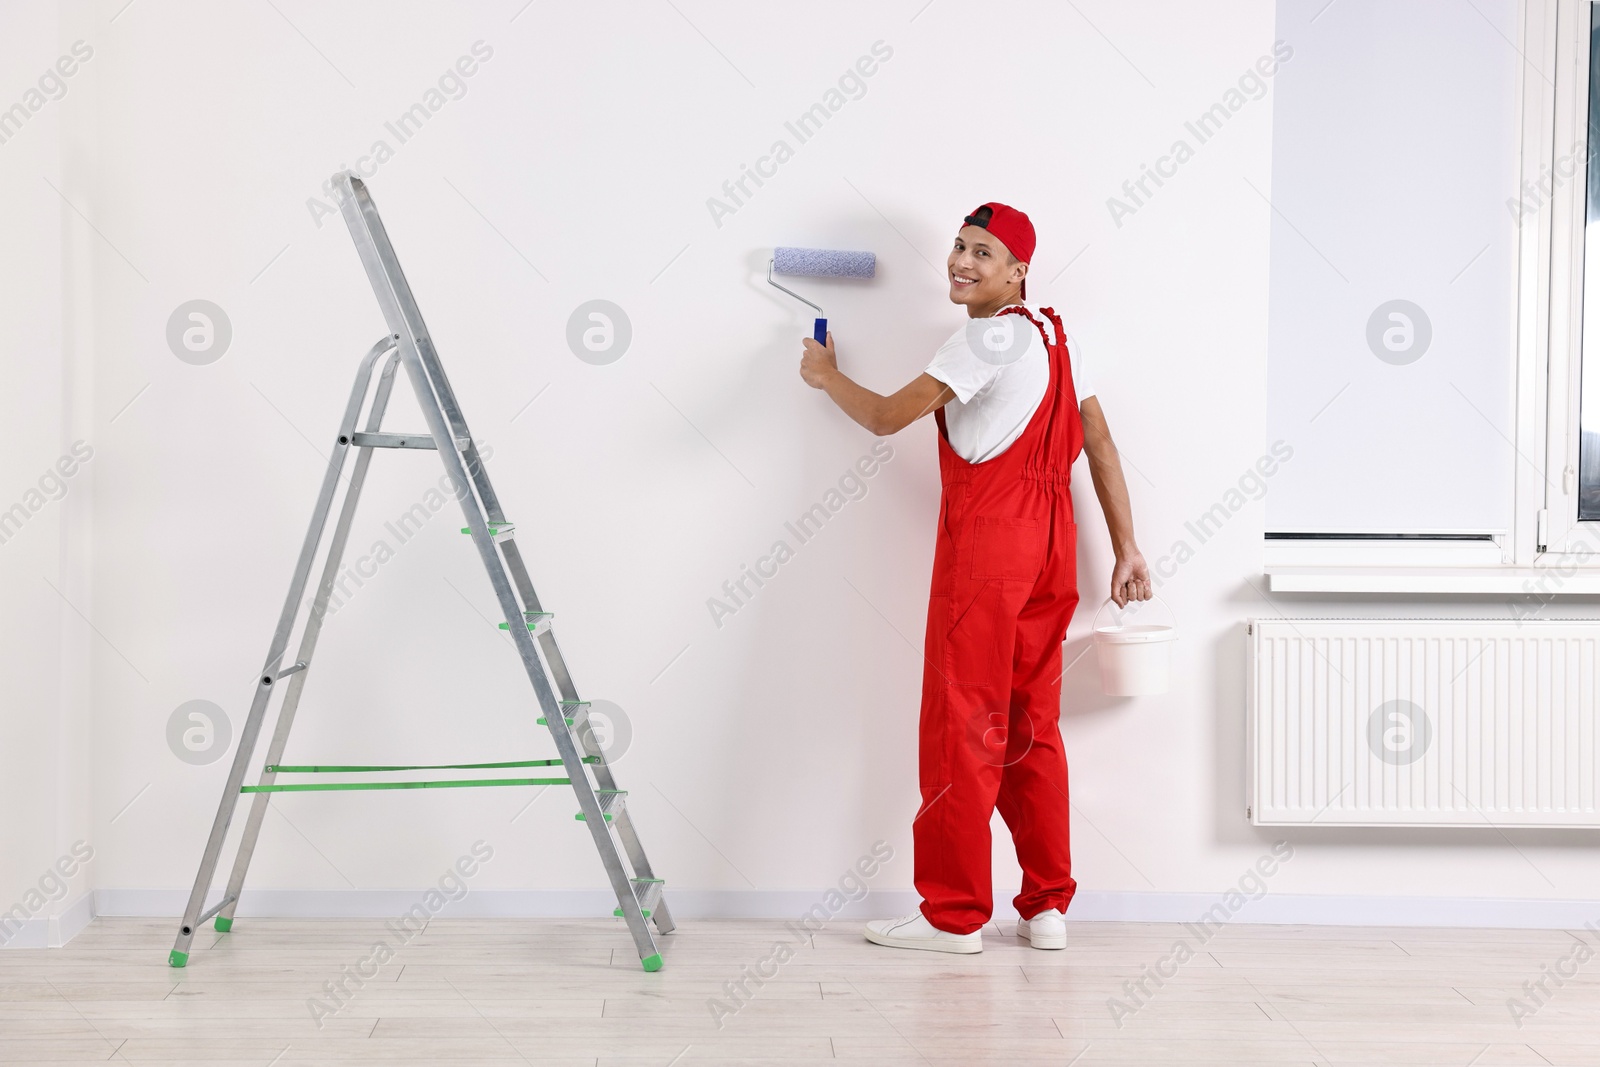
[813,318,828,344]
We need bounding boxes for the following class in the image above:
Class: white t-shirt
[924,304,1094,464]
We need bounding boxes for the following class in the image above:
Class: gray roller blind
[1264,0,1521,536]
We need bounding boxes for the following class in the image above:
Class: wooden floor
[1,916,1597,1065]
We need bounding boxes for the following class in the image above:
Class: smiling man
[799,202,1151,954]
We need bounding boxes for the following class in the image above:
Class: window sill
[1265,567,1600,595]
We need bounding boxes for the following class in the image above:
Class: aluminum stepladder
[169,172,672,972]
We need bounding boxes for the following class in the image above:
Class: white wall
[0,2,96,945]
[4,0,1597,935]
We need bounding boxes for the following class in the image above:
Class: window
[1264,0,1520,544]
[1265,0,1600,592]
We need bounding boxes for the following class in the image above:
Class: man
[798,202,1151,953]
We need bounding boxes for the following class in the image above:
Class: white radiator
[1248,619,1600,828]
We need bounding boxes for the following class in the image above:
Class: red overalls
[915,305,1085,934]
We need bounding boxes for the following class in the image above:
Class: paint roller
[768,247,876,344]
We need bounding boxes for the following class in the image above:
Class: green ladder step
[575,789,626,823]
[540,701,591,729]
[615,878,667,944]
[498,610,553,634]
[460,523,516,542]
[616,876,665,921]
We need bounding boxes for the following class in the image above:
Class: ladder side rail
[546,650,674,935]
[337,175,543,629]
[337,177,510,525]
[495,521,674,934]
[609,812,674,933]
[493,531,547,617]
[402,333,507,526]
[499,552,673,934]
[257,334,398,674]
[414,335,510,524]
[171,336,395,963]
[399,338,660,962]
[337,178,660,961]
[502,543,672,934]
[217,349,405,925]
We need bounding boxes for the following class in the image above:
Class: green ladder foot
[641,953,663,972]
[168,950,188,968]
[213,916,232,932]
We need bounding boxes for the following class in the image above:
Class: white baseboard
[86,887,1600,930]
[0,891,96,949]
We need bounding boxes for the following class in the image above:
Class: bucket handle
[1091,593,1176,633]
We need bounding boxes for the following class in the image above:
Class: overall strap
[1036,306,1083,469]
[996,305,1080,481]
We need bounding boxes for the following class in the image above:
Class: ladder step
[462,523,516,543]
[536,717,574,727]
[560,701,609,759]
[498,611,552,635]
[351,431,437,450]
[538,700,591,729]
[576,789,627,822]
[197,894,237,924]
[632,877,666,914]
[261,661,307,686]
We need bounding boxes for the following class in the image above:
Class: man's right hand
[799,331,838,389]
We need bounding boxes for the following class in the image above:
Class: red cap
[962,202,1035,298]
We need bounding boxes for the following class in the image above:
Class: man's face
[947,224,1027,309]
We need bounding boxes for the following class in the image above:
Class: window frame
[1543,0,1600,561]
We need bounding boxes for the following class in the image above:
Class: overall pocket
[969,516,1045,582]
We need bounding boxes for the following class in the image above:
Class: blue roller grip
[814,318,827,344]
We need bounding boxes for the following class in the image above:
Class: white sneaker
[1016,908,1067,950]
[864,911,983,954]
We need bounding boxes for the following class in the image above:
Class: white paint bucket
[1091,596,1177,696]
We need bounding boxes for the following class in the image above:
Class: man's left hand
[1110,550,1153,608]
